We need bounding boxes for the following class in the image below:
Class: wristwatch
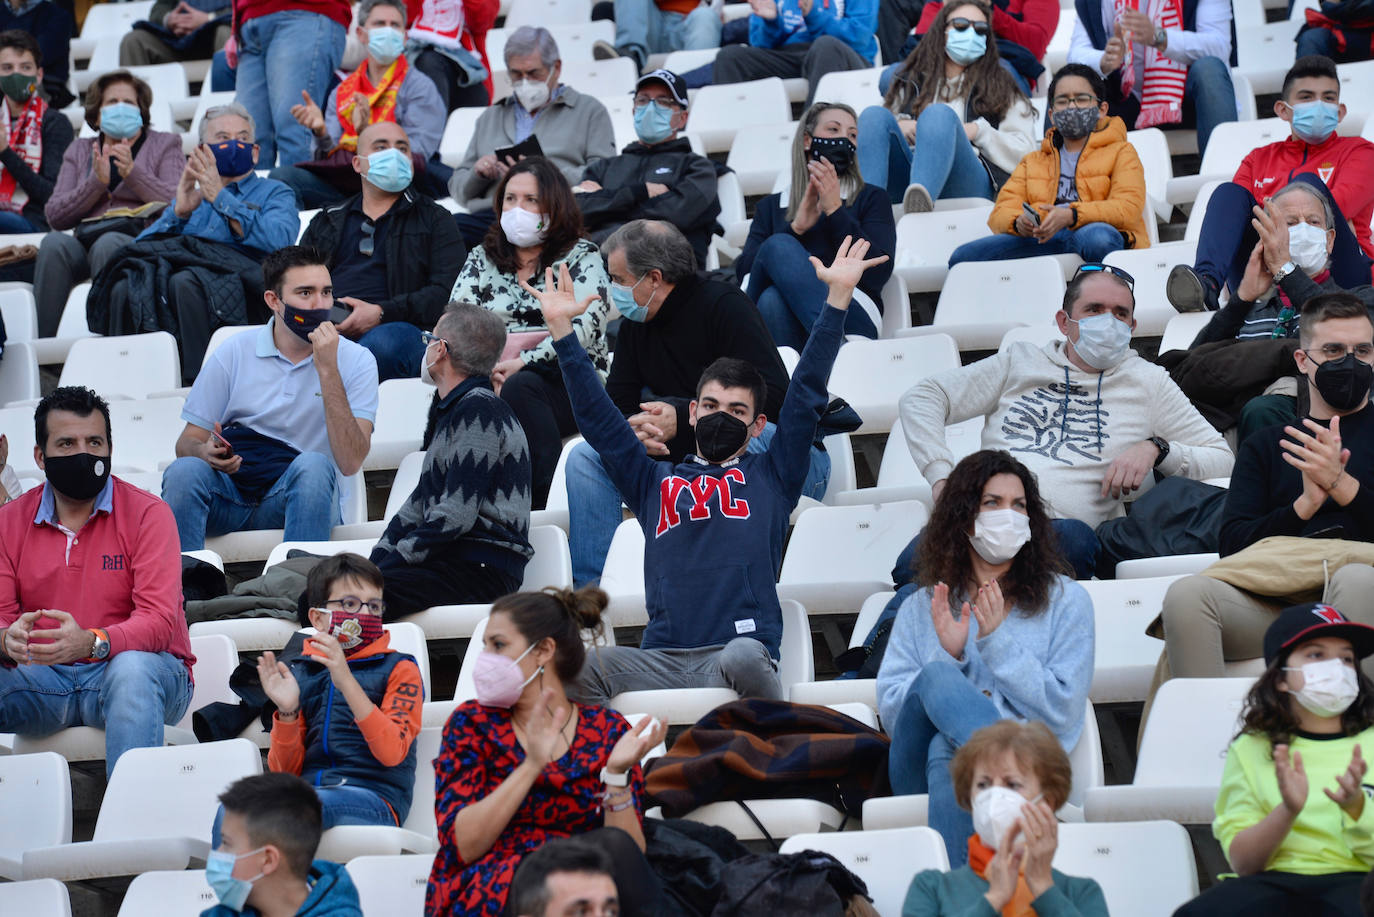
[1272,260,1298,284]
[599,767,629,787]
[88,628,110,661]
[1153,26,1167,49]
[1148,436,1170,467]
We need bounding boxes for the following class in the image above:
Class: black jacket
[299,189,465,329]
[577,137,721,267]
[1192,268,1374,347]
[607,271,790,461]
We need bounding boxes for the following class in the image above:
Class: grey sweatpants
[574,639,782,707]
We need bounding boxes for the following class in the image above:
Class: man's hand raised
[809,235,889,309]
[519,263,601,339]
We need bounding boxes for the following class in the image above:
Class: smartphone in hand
[1022,202,1042,227]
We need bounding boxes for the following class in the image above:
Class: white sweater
[917,76,1041,177]
[900,340,1235,525]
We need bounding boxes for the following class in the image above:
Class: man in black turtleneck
[1159,291,1374,681]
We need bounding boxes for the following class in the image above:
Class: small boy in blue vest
[256,553,424,829]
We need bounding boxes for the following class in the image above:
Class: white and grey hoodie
[900,340,1235,526]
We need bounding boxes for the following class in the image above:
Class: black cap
[1263,602,1374,665]
[635,69,689,107]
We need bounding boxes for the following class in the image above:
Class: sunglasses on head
[1073,263,1135,290]
[948,17,990,35]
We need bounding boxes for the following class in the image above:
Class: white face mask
[971,786,1043,850]
[969,508,1032,565]
[1284,657,1359,718]
[500,206,548,249]
[1068,311,1132,371]
[420,340,440,386]
[512,78,551,112]
[1288,222,1330,276]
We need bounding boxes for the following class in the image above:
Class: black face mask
[694,411,751,463]
[1313,352,1374,412]
[282,304,328,342]
[43,452,111,501]
[809,135,856,174]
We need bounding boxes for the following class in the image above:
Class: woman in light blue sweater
[876,449,1094,866]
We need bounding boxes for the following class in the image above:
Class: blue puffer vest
[289,649,420,825]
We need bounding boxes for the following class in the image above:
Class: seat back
[365,377,434,471]
[177,634,241,731]
[0,752,72,865]
[1103,242,1198,337]
[1053,821,1199,917]
[503,0,591,28]
[1125,128,1174,222]
[94,739,263,842]
[79,0,155,38]
[894,206,994,275]
[600,519,647,626]
[0,339,39,404]
[1078,576,1180,704]
[524,525,573,590]
[850,591,896,650]
[485,21,612,80]
[778,599,814,688]
[1067,700,1104,809]
[557,58,637,103]
[382,450,426,521]
[118,870,217,916]
[778,827,949,916]
[346,854,435,916]
[811,67,885,114]
[439,106,484,167]
[0,287,35,341]
[0,405,37,474]
[933,257,1068,350]
[263,537,379,572]
[1197,118,1290,180]
[1159,312,1213,354]
[779,501,929,589]
[828,334,961,434]
[108,397,185,473]
[724,122,798,195]
[687,78,792,152]
[380,622,431,700]
[399,729,443,836]
[61,333,181,400]
[0,878,72,915]
[1135,678,1252,786]
[203,324,259,366]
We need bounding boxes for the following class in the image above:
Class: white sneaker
[902,183,933,214]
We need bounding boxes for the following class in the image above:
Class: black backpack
[711,850,875,917]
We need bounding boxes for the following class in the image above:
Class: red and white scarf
[1116,0,1187,128]
[0,95,45,213]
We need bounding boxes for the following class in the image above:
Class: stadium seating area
[3,0,1374,912]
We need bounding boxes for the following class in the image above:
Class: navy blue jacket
[200,860,363,916]
[555,304,846,658]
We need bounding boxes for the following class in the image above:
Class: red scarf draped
[967,835,1038,917]
[0,93,45,213]
[334,56,407,153]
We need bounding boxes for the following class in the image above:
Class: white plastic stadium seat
[1084,677,1251,823]
[439,106,484,168]
[724,123,799,196]
[106,397,185,473]
[1158,312,1213,354]
[30,283,95,366]
[346,854,435,915]
[0,752,72,880]
[909,256,1067,351]
[117,870,218,916]
[364,377,434,471]
[811,67,885,115]
[0,878,72,916]
[828,333,960,435]
[315,728,442,860]
[486,21,614,88]
[1126,128,1175,222]
[600,518,648,628]
[1053,821,1199,917]
[1079,576,1180,704]
[777,501,928,615]
[556,58,637,103]
[892,205,994,293]
[1115,551,1219,579]
[175,633,242,732]
[0,340,39,404]
[503,0,591,28]
[1103,241,1197,337]
[779,827,949,916]
[1169,119,1289,204]
[831,417,982,508]
[1234,21,1305,94]
[687,78,791,152]
[60,332,181,401]
[0,286,36,341]
[21,739,262,882]
[787,590,891,714]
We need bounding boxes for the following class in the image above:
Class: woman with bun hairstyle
[426,586,667,917]
[1174,603,1374,916]
[856,0,1037,213]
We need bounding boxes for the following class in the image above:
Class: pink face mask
[473,643,541,708]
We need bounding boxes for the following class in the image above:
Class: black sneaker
[592,40,620,61]
[1166,264,1220,313]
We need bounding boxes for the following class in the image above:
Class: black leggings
[1172,870,1364,917]
[375,555,520,621]
[500,366,578,510]
[410,47,490,112]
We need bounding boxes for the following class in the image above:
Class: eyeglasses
[359,220,376,257]
[1051,93,1100,110]
[632,95,678,112]
[1072,263,1135,291]
[421,330,446,348]
[948,17,990,35]
[1305,342,1374,361]
[323,596,386,615]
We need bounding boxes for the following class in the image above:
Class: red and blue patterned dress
[425,700,644,916]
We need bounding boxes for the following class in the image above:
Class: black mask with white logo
[809,135,856,174]
[694,411,751,463]
[43,452,111,501]
[1313,353,1374,412]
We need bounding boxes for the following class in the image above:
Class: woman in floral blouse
[426,586,666,917]
[450,156,611,509]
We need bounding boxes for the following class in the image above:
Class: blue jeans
[1193,173,1373,295]
[888,660,1001,867]
[857,104,994,205]
[567,425,832,587]
[359,322,426,383]
[212,783,396,845]
[948,221,1125,267]
[747,235,877,349]
[236,10,345,167]
[268,165,349,211]
[613,0,721,68]
[162,451,342,551]
[0,651,193,777]
[0,210,38,233]
[893,518,1101,584]
[211,48,236,91]
[1182,56,1235,157]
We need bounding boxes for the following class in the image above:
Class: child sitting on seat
[1176,602,1374,915]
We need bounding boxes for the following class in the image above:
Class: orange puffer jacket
[988,114,1149,249]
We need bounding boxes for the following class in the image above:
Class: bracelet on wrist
[277,708,300,720]
[1325,471,1343,492]
[603,795,636,813]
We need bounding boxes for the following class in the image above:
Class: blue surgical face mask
[633,102,676,144]
[205,846,266,913]
[1068,311,1132,370]
[1288,99,1340,146]
[210,139,256,177]
[945,27,987,66]
[367,26,405,65]
[364,146,413,192]
[99,101,143,140]
[609,273,650,322]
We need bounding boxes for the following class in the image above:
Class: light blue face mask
[609,273,650,322]
[945,27,987,66]
[1068,311,1132,370]
[1288,99,1340,146]
[633,102,675,145]
[99,101,143,140]
[364,146,413,193]
[205,846,266,913]
[367,26,405,64]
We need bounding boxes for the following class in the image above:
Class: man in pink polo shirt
[0,386,194,776]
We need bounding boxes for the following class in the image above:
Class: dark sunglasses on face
[948,17,991,35]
